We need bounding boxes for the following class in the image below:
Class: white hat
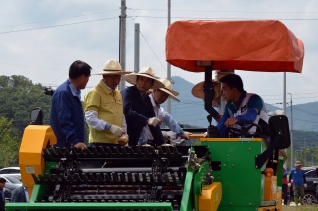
[93,59,132,75]
[153,78,180,102]
[124,66,165,89]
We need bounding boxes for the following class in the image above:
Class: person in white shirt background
[138,78,192,145]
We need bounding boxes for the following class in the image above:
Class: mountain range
[163,76,318,133]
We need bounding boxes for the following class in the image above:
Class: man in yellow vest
[84,59,132,147]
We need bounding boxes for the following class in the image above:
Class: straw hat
[294,161,303,166]
[124,66,165,89]
[191,79,221,100]
[154,78,180,102]
[93,59,132,75]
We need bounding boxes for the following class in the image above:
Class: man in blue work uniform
[289,161,307,206]
[50,60,92,150]
[122,67,165,146]
[216,74,270,139]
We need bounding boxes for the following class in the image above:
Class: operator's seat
[268,115,291,149]
[256,115,291,174]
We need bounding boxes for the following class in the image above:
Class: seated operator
[216,74,270,139]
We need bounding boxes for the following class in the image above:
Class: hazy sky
[0,0,317,107]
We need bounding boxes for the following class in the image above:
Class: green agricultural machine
[7,119,288,211]
[6,19,304,211]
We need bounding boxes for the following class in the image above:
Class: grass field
[283,205,318,211]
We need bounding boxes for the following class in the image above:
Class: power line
[292,117,318,124]
[0,62,64,71]
[128,8,318,14]
[0,9,120,29]
[293,107,318,116]
[0,17,117,35]
[128,15,318,21]
[139,30,166,73]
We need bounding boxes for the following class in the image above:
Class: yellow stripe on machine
[200,138,263,142]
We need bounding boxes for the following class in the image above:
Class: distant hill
[163,76,318,133]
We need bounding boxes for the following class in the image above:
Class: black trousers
[282,184,288,205]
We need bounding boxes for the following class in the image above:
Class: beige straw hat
[191,79,221,100]
[93,59,132,75]
[294,161,303,166]
[153,78,180,102]
[124,66,165,89]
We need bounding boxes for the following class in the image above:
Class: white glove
[180,131,192,140]
[304,183,307,188]
[288,183,291,187]
[147,117,162,127]
[109,125,124,137]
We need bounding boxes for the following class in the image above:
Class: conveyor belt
[30,145,210,211]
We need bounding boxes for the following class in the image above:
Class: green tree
[0,117,19,168]
[0,75,52,138]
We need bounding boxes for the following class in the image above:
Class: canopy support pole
[203,64,219,123]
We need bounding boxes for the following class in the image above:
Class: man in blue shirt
[50,60,91,150]
[289,161,307,206]
[216,74,270,139]
[0,177,6,211]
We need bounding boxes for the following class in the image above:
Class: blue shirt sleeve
[163,112,183,134]
[248,95,263,114]
[235,108,258,122]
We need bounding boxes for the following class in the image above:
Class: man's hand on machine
[180,131,192,140]
[74,142,87,150]
[224,117,238,127]
[288,183,291,187]
[110,125,124,137]
[147,117,162,127]
[304,183,307,188]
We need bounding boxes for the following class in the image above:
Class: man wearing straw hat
[138,78,192,145]
[122,67,166,146]
[191,75,222,119]
[288,161,307,206]
[84,59,131,147]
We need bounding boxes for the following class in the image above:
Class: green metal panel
[202,138,267,211]
[5,202,174,211]
[180,171,194,211]
[193,161,211,211]
[276,156,284,188]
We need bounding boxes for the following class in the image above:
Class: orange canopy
[166,20,304,73]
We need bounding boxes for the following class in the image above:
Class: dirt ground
[283,205,318,211]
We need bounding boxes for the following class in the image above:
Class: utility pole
[283,73,287,167]
[167,0,171,114]
[119,0,126,90]
[288,92,293,168]
[134,23,140,73]
[283,73,286,116]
